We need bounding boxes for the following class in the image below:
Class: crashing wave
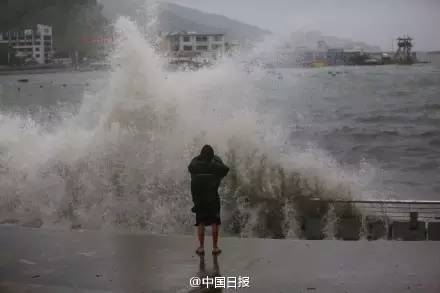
[0,16,381,239]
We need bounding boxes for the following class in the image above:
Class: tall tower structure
[394,36,413,64]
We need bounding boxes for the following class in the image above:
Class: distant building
[268,40,394,68]
[416,52,433,63]
[428,51,440,65]
[161,31,226,60]
[0,40,8,65]
[293,46,328,67]
[0,24,53,65]
[317,40,329,51]
[260,43,297,68]
[365,52,394,65]
[342,49,363,65]
[327,48,344,66]
[225,40,241,56]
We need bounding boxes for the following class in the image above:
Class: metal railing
[307,198,440,222]
[298,198,440,240]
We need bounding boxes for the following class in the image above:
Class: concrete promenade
[1,226,439,293]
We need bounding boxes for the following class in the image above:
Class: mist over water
[1,14,436,238]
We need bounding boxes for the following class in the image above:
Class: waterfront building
[342,49,363,65]
[0,40,8,65]
[0,24,53,65]
[225,40,241,56]
[427,51,440,64]
[161,31,226,60]
[327,48,344,66]
[293,46,328,67]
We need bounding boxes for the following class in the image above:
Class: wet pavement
[1,226,440,293]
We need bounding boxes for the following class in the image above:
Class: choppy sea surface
[264,64,440,199]
[2,65,439,198]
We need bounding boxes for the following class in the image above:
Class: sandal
[196,247,205,255]
[212,248,222,255]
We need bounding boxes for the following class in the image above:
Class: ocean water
[0,18,439,237]
[261,65,440,199]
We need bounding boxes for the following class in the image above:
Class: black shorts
[194,201,221,226]
[195,212,221,226]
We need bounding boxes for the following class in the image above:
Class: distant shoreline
[0,65,110,76]
[0,68,76,76]
[0,65,75,76]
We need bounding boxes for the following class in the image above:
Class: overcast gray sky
[168,0,440,51]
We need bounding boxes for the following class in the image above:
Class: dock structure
[394,36,414,64]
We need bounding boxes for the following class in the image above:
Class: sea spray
[0,15,376,238]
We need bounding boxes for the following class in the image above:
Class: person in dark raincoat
[188,145,229,255]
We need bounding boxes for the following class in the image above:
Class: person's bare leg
[196,224,205,254]
[212,224,221,254]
